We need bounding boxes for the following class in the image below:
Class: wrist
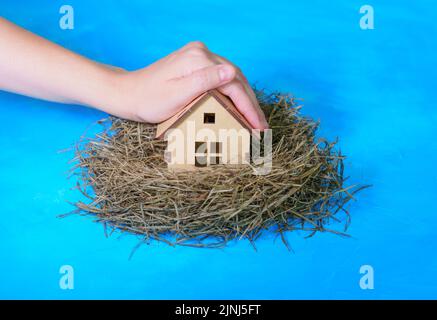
[91,65,135,120]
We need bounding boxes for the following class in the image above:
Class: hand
[0,18,267,129]
[110,42,268,129]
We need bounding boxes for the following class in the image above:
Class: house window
[195,141,207,167]
[204,113,215,124]
[195,156,207,167]
[195,141,207,154]
[194,141,223,166]
[210,142,222,153]
[210,156,221,165]
[209,142,222,165]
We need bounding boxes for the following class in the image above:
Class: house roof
[155,89,256,139]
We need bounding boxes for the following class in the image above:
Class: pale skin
[0,18,268,129]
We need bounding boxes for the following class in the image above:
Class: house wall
[166,96,250,169]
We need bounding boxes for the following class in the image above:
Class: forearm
[0,17,121,111]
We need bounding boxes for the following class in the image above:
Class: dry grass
[66,90,366,249]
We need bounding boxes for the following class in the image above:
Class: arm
[0,18,268,129]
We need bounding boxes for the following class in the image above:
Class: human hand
[0,19,266,128]
[110,42,268,129]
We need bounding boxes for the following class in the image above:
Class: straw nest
[68,91,365,249]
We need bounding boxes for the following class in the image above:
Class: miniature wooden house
[156,89,256,169]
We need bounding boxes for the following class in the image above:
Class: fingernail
[218,65,234,82]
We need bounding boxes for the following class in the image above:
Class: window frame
[203,113,216,124]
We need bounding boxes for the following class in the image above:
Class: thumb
[174,64,236,101]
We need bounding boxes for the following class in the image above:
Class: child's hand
[0,18,266,129]
[110,42,268,129]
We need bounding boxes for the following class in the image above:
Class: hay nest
[69,91,365,249]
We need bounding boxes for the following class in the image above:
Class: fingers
[172,63,236,104]
[218,81,268,130]
[212,55,268,129]
[170,42,269,129]
[212,54,248,83]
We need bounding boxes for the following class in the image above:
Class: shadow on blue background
[0,0,436,299]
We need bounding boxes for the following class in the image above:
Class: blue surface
[0,0,436,299]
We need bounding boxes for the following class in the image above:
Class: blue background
[0,0,436,299]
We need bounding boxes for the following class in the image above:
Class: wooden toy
[156,89,256,169]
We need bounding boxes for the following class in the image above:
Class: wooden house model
[156,89,256,169]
